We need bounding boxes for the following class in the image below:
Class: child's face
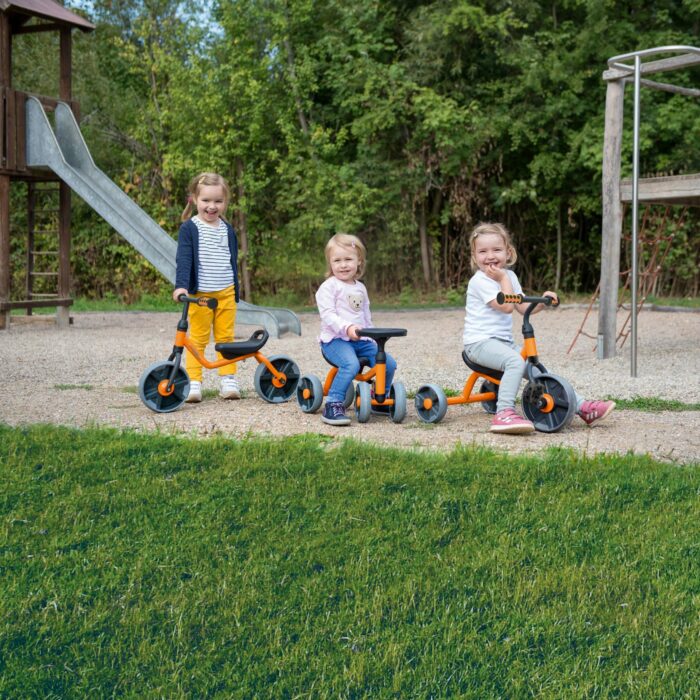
[473,233,508,273]
[194,184,227,225]
[328,244,360,282]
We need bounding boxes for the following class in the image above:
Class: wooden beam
[604,52,700,81]
[57,181,71,327]
[59,27,71,102]
[0,174,9,329]
[0,298,73,311]
[0,13,10,87]
[12,22,63,35]
[598,79,625,359]
[619,173,700,204]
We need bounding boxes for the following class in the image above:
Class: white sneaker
[220,375,241,400]
[186,380,202,403]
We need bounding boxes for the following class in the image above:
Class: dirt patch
[2,306,698,465]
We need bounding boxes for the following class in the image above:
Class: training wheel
[138,360,189,413]
[254,355,301,403]
[355,381,371,423]
[296,374,324,413]
[414,383,448,424]
[521,373,577,433]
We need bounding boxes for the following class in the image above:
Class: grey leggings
[464,338,582,414]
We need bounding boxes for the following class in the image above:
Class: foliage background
[8,0,700,304]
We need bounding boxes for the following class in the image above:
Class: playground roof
[0,0,94,32]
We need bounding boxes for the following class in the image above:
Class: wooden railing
[1,88,78,175]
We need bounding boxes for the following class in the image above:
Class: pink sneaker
[578,399,615,426]
[490,408,535,434]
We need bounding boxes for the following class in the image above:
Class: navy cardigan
[174,218,240,303]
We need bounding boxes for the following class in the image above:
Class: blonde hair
[324,233,367,279]
[469,222,518,272]
[181,172,231,222]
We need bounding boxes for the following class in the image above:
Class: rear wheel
[414,383,448,424]
[254,355,300,403]
[478,379,499,414]
[296,374,323,413]
[521,373,577,432]
[139,360,189,413]
[344,381,355,408]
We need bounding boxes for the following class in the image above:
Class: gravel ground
[2,306,699,464]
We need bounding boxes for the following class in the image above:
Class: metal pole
[630,54,641,377]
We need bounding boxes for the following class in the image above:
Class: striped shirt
[193,216,234,292]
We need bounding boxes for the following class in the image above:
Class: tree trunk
[235,158,252,301]
[556,202,562,290]
[418,198,431,287]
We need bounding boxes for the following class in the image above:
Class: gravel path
[2,306,699,465]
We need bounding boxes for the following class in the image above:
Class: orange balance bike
[139,294,300,413]
[296,328,408,423]
[414,293,577,432]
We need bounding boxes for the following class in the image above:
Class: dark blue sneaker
[322,401,351,426]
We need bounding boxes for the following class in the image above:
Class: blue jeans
[321,338,397,404]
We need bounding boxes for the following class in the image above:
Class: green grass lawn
[1,424,699,697]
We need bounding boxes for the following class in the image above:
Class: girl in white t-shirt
[463,222,614,434]
[315,233,397,426]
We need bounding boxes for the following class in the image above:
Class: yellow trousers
[186,285,237,382]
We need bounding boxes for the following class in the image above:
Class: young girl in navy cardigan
[172,172,240,403]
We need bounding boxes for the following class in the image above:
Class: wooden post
[597,78,625,359]
[26,182,35,314]
[57,27,72,327]
[0,14,10,329]
[0,174,9,329]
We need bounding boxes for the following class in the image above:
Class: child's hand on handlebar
[173,287,188,302]
[543,291,559,305]
[347,325,361,340]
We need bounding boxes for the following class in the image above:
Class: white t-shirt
[315,276,372,343]
[462,269,523,345]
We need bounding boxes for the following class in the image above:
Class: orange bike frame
[174,331,287,385]
[447,339,539,407]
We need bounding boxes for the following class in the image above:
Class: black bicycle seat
[461,350,504,380]
[357,328,407,340]
[215,329,269,359]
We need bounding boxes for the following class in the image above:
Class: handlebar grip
[496,292,523,304]
[178,294,218,309]
[496,292,558,307]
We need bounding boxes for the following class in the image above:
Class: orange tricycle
[139,294,300,413]
[414,293,577,432]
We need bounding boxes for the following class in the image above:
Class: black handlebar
[178,294,218,310]
[496,292,559,307]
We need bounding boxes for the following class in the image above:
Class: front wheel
[521,373,577,433]
[139,360,189,413]
[296,374,324,413]
[389,382,407,423]
[254,355,301,403]
[355,381,371,423]
[414,383,448,424]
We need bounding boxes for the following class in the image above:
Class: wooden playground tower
[0,0,93,330]
[598,46,700,368]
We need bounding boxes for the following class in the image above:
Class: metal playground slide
[24,96,301,337]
